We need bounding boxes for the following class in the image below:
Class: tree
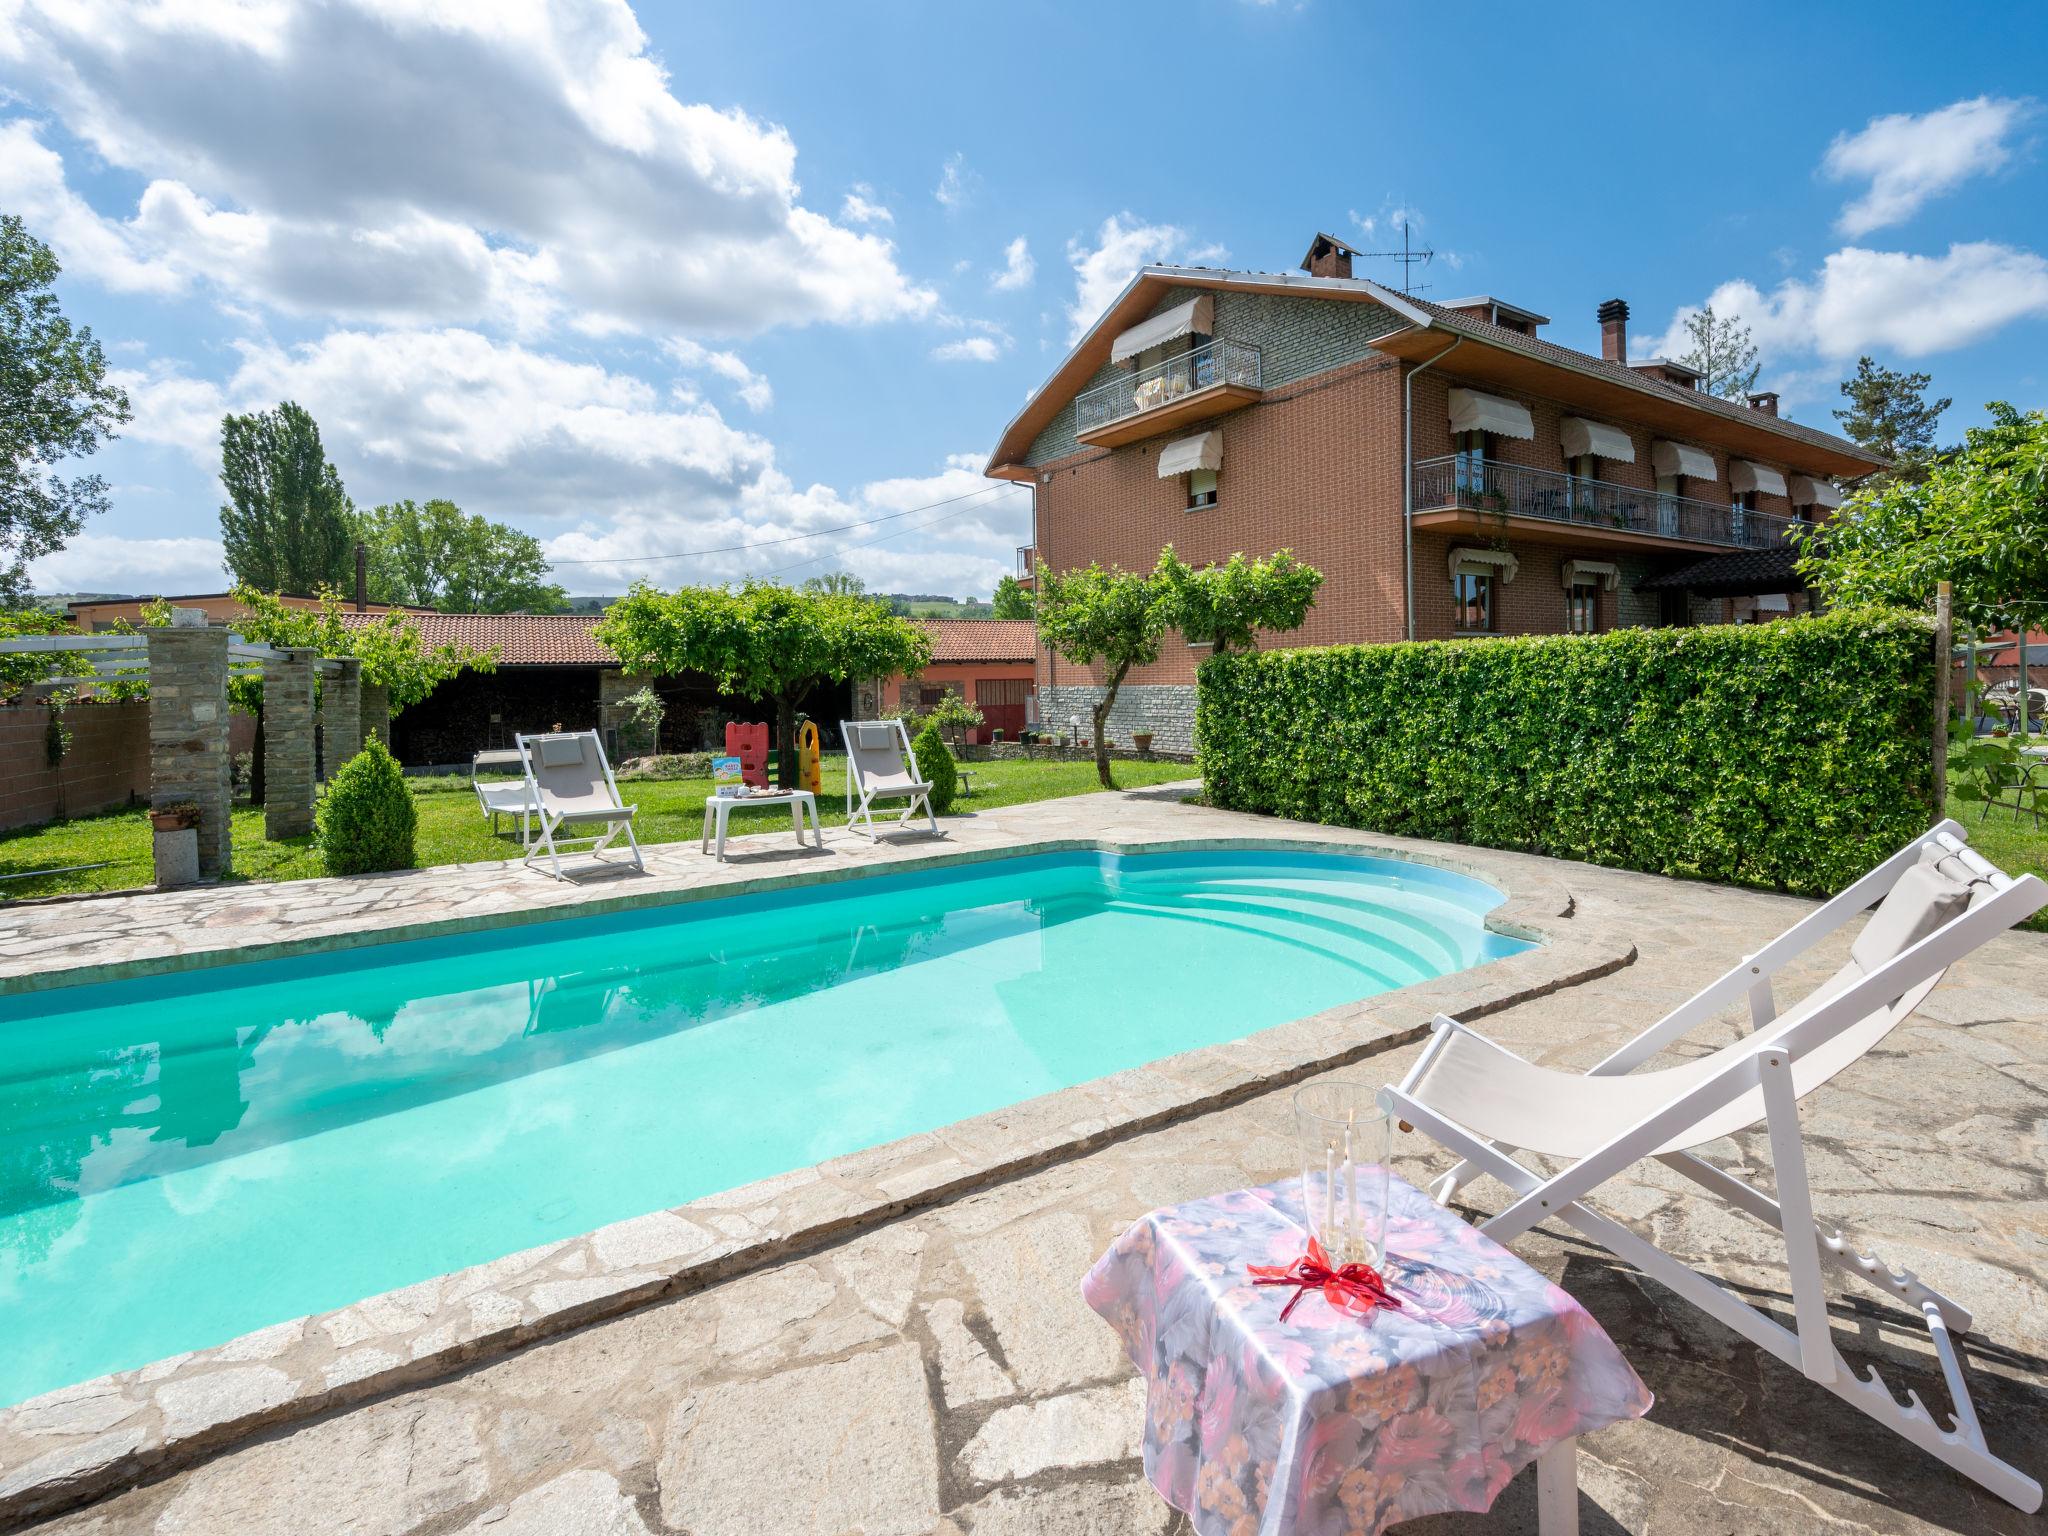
[1676,304,1761,400]
[0,216,131,603]
[1034,559,1173,787]
[355,498,567,612]
[218,402,355,592]
[991,573,1034,621]
[218,583,496,801]
[802,571,868,599]
[596,580,932,788]
[1793,402,2047,639]
[1834,356,1951,484]
[1158,546,1324,654]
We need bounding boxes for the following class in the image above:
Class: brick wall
[0,701,152,831]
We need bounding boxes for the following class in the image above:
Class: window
[1452,570,1494,632]
[1566,583,1600,634]
[917,685,950,711]
[1454,429,1491,496]
[1187,466,1218,510]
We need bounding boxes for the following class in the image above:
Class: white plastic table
[700,790,822,861]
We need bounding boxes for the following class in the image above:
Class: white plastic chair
[1384,821,2048,1511]
[839,719,940,841]
[515,731,643,880]
[471,748,537,837]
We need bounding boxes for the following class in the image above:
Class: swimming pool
[0,847,1529,1405]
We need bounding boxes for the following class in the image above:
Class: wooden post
[1932,581,1952,810]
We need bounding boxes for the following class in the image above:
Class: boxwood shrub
[1196,608,1936,897]
[318,736,419,875]
[912,719,959,815]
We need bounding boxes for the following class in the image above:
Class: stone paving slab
[10,791,2048,1535]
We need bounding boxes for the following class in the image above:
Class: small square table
[700,789,822,861]
[1084,1174,1651,1536]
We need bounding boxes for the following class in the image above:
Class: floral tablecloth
[1082,1174,1651,1536]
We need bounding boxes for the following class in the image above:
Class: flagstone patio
[9,787,2047,1534]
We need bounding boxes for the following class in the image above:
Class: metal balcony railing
[1411,455,1802,552]
[1075,339,1262,436]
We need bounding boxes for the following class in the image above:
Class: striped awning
[1651,440,1717,481]
[1561,559,1620,591]
[1449,545,1520,583]
[1790,475,1843,509]
[1559,417,1635,463]
[1729,460,1789,498]
[1447,388,1534,441]
[1110,295,1213,364]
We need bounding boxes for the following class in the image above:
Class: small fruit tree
[1036,545,1324,787]
[597,581,932,789]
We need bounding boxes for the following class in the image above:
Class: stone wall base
[1038,684,1199,756]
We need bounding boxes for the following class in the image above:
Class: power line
[546,482,1025,566]
[757,486,1027,581]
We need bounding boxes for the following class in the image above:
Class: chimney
[1746,391,1780,417]
[1597,299,1629,364]
[354,541,368,611]
[1301,233,1354,281]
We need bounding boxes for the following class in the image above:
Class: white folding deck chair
[471,748,538,837]
[1383,821,2048,1511]
[840,719,940,841]
[515,731,644,880]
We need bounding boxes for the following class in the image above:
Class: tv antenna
[1354,220,1434,293]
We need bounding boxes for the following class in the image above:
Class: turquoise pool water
[0,848,1529,1405]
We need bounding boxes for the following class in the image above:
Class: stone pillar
[360,681,391,747]
[146,625,232,880]
[598,669,655,752]
[264,647,319,839]
[325,658,363,775]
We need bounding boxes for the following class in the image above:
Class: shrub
[318,736,419,875]
[912,719,958,815]
[1196,609,1936,897]
[618,751,715,780]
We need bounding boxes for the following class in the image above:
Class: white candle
[1323,1145,1335,1241]
[1342,1123,1356,1262]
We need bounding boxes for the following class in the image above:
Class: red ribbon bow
[1249,1237,1403,1323]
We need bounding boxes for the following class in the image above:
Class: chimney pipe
[1746,391,1780,417]
[354,541,368,611]
[1303,234,1353,281]
[1597,299,1629,364]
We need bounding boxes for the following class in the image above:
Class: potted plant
[1132,730,1154,755]
[149,801,203,887]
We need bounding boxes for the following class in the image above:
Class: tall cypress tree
[218,401,354,592]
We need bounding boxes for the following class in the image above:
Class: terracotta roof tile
[336,611,619,665]
[918,618,1038,664]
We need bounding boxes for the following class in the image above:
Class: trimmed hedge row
[1196,609,1936,896]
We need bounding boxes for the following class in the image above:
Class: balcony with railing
[1074,339,1263,447]
[1015,545,1036,587]
[1411,455,1802,553]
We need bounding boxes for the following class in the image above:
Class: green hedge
[1196,609,1936,896]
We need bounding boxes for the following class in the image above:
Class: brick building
[869,619,1037,744]
[984,232,1886,751]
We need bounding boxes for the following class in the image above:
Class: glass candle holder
[1293,1082,1392,1268]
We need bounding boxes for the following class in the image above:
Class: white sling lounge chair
[515,730,644,880]
[1383,821,2047,1511]
[840,719,940,841]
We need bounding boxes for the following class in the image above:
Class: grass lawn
[0,754,1193,901]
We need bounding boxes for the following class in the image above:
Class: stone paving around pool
[7,787,2047,1534]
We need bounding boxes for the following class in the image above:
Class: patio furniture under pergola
[0,612,370,885]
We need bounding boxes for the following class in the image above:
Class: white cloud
[1638,241,2048,363]
[1825,96,2035,235]
[989,235,1034,292]
[665,339,773,412]
[0,0,936,336]
[1063,214,1228,341]
[930,336,1002,363]
[839,183,892,226]
[934,151,975,210]
[27,534,228,595]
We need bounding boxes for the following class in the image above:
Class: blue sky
[5,0,2044,599]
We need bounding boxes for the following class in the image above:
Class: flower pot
[149,809,199,832]
[1132,731,1154,755]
